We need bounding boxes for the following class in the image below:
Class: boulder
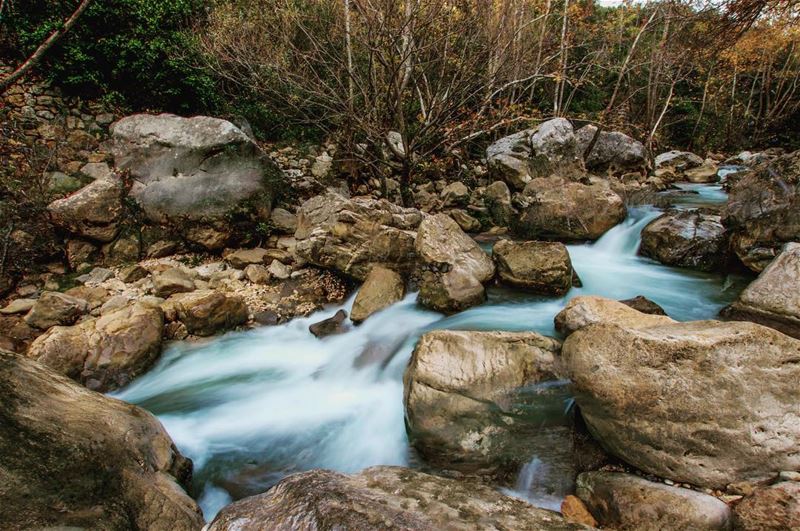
[23,291,88,330]
[244,264,271,284]
[0,349,203,530]
[404,330,570,476]
[493,239,575,294]
[294,192,422,280]
[555,296,674,336]
[152,267,196,298]
[685,159,720,183]
[528,118,585,180]
[722,242,800,339]
[576,125,647,175]
[76,266,115,285]
[207,466,584,531]
[639,210,728,271]
[484,180,514,226]
[270,207,298,234]
[563,318,800,488]
[0,298,36,315]
[733,481,800,531]
[118,264,149,283]
[47,177,123,242]
[449,209,482,233]
[415,213,494,313]
[440,181,470,207]
[514,177,626,241]
[576,471,732,531]
[268,259,291,280]
[350,266,405,323]
[309,309,348,338]
[487,130,535,191]
[111,113,279,248]
[27,302,164,392]
[167,290,248,336]
[66,239,100,269]
[561,495,598,527]
[619,295,667,315]
[226,248,269,269]
[722,150,800,271]
[655,150,704,179]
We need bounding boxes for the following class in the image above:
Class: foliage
[0,0,219,113]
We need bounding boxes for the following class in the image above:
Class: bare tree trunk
[344,0,354,105]
[554,0,569,116]
[648,78,675,153]
[0,0,93,91]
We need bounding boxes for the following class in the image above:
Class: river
[114,178,750,519]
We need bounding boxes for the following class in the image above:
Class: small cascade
[588,206,661,257]
[504,456,571,512]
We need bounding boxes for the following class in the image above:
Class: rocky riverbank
[1,108,799,530]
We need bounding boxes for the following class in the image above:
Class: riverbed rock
[0,298,36,315]
[449,209,482,233]
[226,248,270,269]
[0,349,203,530]
[514,177,626,241]
[27,302,164,392]
[655,151,704,180]
[722,149,800,271]
[685,159,720,183]
[732,481,800,530]
[620,295,667,315]
[23,291,88,330]
[487,119,584,191]
[722,242,800,338]
[576,471,732,531]
[484,180,514,226]
[350,266,405,323]
[639,210,728,271]
[47,176,123,242]
[309,309,348,338]
[270,207,298,234]
[118,264,149,283]
[555,296,674,335]
[563,318,800,488]
[415,213,494,313]
[493,239,575,294]
[152,267,196,297]
[404,330,571,476]
[167,290,248,336]
[207,466,584,531]
[440,181,470,207]
[294,192,422,280]
[576,125,647,176]
[111,113,279,248]
[487,129,536,190]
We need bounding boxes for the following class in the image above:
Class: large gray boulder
[0,349,203,530]
[576,125,647,175]
[415,213,495,313]
[23,291,88,330]
[514,177,626,241]
[27,302,164,392]
[487,118,584,191]
[111,113,279,248]
[639,210,728,271]
[576,471,732,531]
[165,290,248,337]
[404,330,569,476]
[294,191,423,280]
[722,150,800,271]
[655,150,704,179]
[207,466,585,531]
[563,316,800,489]
[47,177,123,242]
[723,242,800,339]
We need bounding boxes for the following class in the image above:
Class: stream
[114,178,750,519]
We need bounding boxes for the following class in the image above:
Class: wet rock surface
[207,466,586,531]
[563,314,800,488]
[639,210,728,271]
[493,239,576,294]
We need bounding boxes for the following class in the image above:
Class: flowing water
[114,180,749,519]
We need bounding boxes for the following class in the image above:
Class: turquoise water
[114,183,749,519]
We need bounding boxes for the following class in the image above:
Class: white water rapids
[114,180,748,519]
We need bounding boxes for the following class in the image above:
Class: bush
[1,0,219,113]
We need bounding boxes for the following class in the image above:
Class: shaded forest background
[1,0,799,156]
